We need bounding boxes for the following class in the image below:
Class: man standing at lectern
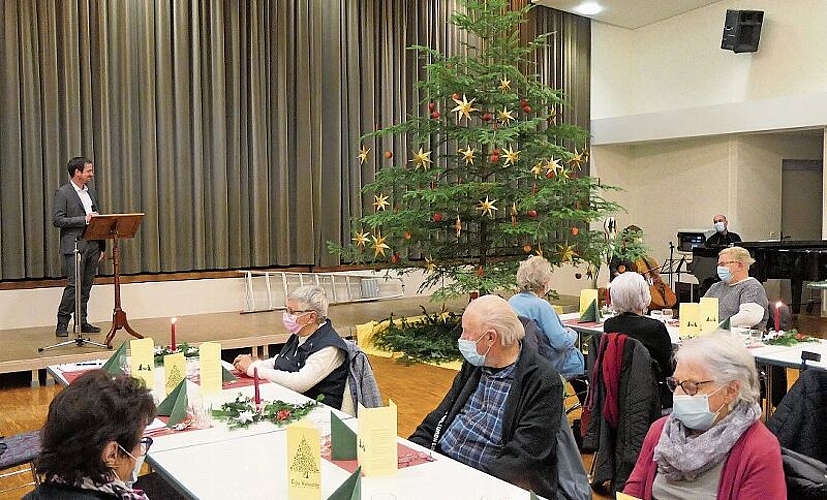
[53,157,105,337]
[705,214,741,247]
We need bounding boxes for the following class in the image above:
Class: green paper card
[718,317,731,331]
[222,364,237,382]
[101,341,128,375]
[331,412,357,460]
[157,378,188,427]
[578,299,600,323]
[530,492,539,500]
[327,466,361,500]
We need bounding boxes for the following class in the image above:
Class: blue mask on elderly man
[716,266,732,283]
[457,333,492,367]
[671,386,726,431]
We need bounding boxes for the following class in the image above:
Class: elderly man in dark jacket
[409,295,563,498]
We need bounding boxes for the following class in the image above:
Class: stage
[0,296,468,386]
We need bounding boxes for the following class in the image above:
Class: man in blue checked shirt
[409,295,563,499]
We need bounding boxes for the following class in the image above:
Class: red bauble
[492,148,500,155]
[490,154,500,164]
[403,231,412,240]
[476,266,485,277]
[545,170,555,179]
[384,150,393,159]
[523,244,533,253]
[431,111,440,119]
[391,253,400,264]
[433,212,443,222]
[570,227,580,236]
[481,112,492,122]
[520,99,528,107]
[451,93,460,100]
[527,209,537,217]
[428,102,436,111]
[469,291,480,300]
[522,105,532,113]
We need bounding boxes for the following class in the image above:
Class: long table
[48,360,537,499]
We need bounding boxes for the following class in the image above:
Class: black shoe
[56,324,69,337]
[81,323,101,333]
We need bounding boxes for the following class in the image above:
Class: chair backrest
[343,339,382,415]
[768,368,827,464]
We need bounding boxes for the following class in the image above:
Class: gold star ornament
[352,230,370,248]
[410,148,433,170]
[530,162,544,178]
[451,95,478,122]
[498,77,512,93]
[425,256,436,274]
[558,244,576,262]
[497,107,515,125]
[454,215,462,237]
[373,193,390,211]
[458,146,476,165]
[545,158,562,176]
[371,232,391,257]
[502,146,520,166]
[476,196,498,218]
[569,148,586,170]
[357,147,370,165]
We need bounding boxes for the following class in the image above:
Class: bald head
[463,295,525,346]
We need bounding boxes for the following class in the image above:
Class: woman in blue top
[508,255,585,380]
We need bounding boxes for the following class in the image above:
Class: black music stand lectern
[86,213,146,348]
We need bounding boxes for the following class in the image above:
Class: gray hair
[610,272,651,313]
[675,330,760,406]
[516,256,553,293]
[287,285,328,323]
[719,246,755,267]
[465,294,525,346]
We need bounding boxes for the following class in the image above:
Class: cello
[635,255,677,311]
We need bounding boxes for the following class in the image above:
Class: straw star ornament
[498,77,511,93]
[497,107,515,125]
[569,148,586,170]
[530,162,544,178]
[476,197,498,218]
[371,232,391,257]
[458,146,476,165]
[502,147,520,166]
[352,230,370,248]
[373,193,390,211]
[357,147,370,165]
[451,95,478,122]
[410,148,433,170]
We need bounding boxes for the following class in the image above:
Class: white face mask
[714,221,726,233]
[117,443,145,487]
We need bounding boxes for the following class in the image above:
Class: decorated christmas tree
[330,0,622,300]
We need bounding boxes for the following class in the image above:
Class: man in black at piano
[705,214,741,247]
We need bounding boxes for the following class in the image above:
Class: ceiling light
[574,2,603,16]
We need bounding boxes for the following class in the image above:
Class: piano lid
[738,240,827,250]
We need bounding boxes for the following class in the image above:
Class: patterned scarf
[653,401,761,482]
[48,474,149,500]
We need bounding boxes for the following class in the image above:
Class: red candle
[170,318,177,350]
[254,366,261,409]
[775,301,782,332]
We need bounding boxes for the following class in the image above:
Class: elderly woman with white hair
[623,331,785,499]
[508,256,584,379]
[704,246,769,331]
[604,272,674,406]
[233,285,349,409]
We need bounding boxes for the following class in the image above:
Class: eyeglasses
[666,377,716,396]
[118,436,153,460]
[717,260,739,266]
[285,309,313,315]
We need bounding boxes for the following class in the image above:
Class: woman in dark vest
[233,285,349,409]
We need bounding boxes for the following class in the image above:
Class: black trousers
[57,243,101,327]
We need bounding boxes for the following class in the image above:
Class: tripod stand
[661,242,694,300]
[39,240,109,352]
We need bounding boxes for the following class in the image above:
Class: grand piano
[693,240,827,313]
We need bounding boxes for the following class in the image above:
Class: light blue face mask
[671,386,726,431]
[717,266,732,283]
[458,332,492,367]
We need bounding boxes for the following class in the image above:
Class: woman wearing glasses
[623,331,785,499]
[703,246,769,331]
[25,370,156,499]
[233,285,349,410]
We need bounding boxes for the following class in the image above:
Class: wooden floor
[3,303,826,499]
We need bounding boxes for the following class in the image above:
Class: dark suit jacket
[53,182,105,254]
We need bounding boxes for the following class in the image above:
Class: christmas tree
[330,0,622,300]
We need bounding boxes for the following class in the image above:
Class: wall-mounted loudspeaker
[721,10,764,53]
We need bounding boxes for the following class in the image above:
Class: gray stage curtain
[0,0,589,280]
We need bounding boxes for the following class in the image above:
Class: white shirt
[246,335,346,395]
[71,179,95,221]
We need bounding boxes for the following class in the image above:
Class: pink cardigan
[623,416,786,500]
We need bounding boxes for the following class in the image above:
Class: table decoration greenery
[764,329,819,346]
[372,307,462,365]
[211,393,322,430]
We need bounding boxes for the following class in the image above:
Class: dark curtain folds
[0,0,589,280]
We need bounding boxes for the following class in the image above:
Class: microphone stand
[40,237,108,352]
